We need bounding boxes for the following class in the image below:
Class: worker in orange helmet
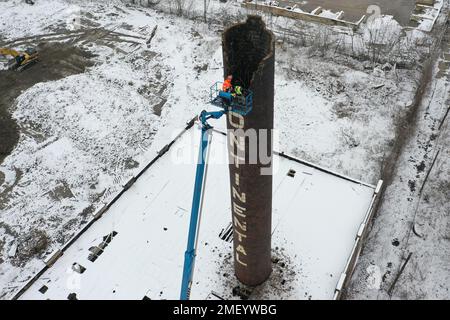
[222,75,233,92]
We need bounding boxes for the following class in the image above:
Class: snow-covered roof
[16,120,379,300]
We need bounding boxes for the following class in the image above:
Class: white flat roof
[17,121,377,300]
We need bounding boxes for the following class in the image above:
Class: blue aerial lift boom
[180,82,253,300]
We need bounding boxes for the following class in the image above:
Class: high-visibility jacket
[222,79,232,92]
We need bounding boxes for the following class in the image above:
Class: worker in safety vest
[222,75,232,92]
[232,85,243,98]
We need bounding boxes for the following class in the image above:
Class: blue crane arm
[180,84,252,300]
[180,110,225,300]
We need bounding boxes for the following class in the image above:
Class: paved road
[279,0,416,25]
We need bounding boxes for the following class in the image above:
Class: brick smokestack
[223,15,275,286]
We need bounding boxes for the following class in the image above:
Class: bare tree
[129,0,161,7]
[166,0,195,17]
[307,25,333,57]
[363,16,402,64]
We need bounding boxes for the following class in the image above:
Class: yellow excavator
[0,47,38,71]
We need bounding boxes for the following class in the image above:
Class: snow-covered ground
[0,0,444,299]
[16,126,377,300]
[347,15,450,299]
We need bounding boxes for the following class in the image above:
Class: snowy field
[0,0,446,299]
[17,126,377,300]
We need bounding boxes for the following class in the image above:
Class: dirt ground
[0,25,150,168]
[0,42,94,165]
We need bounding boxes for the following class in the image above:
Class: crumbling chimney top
[222,15,275,89]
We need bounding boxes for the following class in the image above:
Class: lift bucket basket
[210,82,253,116]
